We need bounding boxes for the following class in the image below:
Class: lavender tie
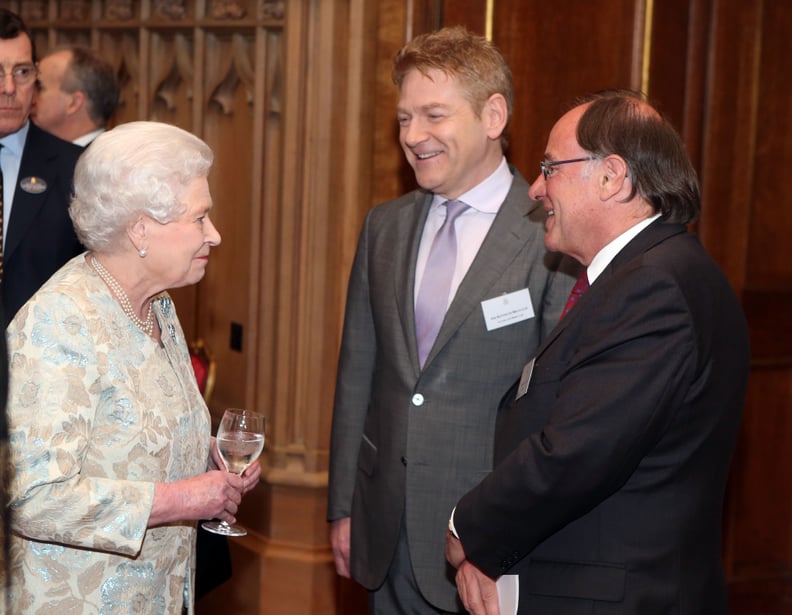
[415,200,469,367]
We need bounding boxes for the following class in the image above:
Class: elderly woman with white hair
[3,121,259,613]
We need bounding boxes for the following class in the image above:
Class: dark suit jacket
[455,221,750,614]
[2,123,84,324]
[327,171,578,610]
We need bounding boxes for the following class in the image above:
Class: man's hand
[447,528,500,613]
[330,517,352,578]
[445,529,466,568]
[455,560,500,615]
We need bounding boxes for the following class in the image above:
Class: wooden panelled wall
[7,0,790,612]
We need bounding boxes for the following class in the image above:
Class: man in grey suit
[327,27,576,613]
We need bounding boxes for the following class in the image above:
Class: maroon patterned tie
[560,270,589,320]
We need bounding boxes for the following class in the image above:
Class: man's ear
[599,154,629,200]
[66,90,87,116]
[483,93,508,141]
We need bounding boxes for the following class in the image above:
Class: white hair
[69,121,214,251]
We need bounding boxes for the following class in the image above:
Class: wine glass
[202,408,265,537]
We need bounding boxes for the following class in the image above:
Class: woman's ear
[127,216,148,254]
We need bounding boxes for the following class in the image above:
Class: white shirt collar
[431,157,512,214]
[0,120,30,158]
[587,213,662,284]
[73,128,104,147]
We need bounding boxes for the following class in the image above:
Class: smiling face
[528,104,606,265]
[396,68,505,200]
[0,34,36,138]
[142,176,221,291]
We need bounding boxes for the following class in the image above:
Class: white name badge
[481,288,535,331]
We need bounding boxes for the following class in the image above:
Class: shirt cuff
[448,506,460,539]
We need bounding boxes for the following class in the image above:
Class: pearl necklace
[90,255,155,336]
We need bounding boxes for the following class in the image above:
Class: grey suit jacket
[327,171,577,610]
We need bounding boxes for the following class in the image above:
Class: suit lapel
[393,191,433,371]
[606,220,686,271]
[423,172,541,367]
[5,125,60,261]
[531,220,689,362]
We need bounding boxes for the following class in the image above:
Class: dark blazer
[327,171,578,610]
[2,123,84,323]
[454,221,750,614]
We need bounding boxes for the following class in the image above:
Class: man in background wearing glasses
[0,9,83,324]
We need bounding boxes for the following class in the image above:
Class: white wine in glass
[202,408,265,537]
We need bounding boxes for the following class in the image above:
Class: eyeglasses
[0,64,38,86]
[540,157,595,180]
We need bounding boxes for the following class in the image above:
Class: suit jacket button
[401,456,408,466]
[411,393,424,406]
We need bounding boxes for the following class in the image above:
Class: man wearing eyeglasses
[0,9,83,324]
[446,90,750,614]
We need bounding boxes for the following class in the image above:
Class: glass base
[201,519,247,537]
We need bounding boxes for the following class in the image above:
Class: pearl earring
[139,248,148,258]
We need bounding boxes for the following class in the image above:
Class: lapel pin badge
[20,177,47,194]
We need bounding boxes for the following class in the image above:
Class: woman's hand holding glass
[149,468,245,527]
[202,408,266,536]
[209,436,262,495]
